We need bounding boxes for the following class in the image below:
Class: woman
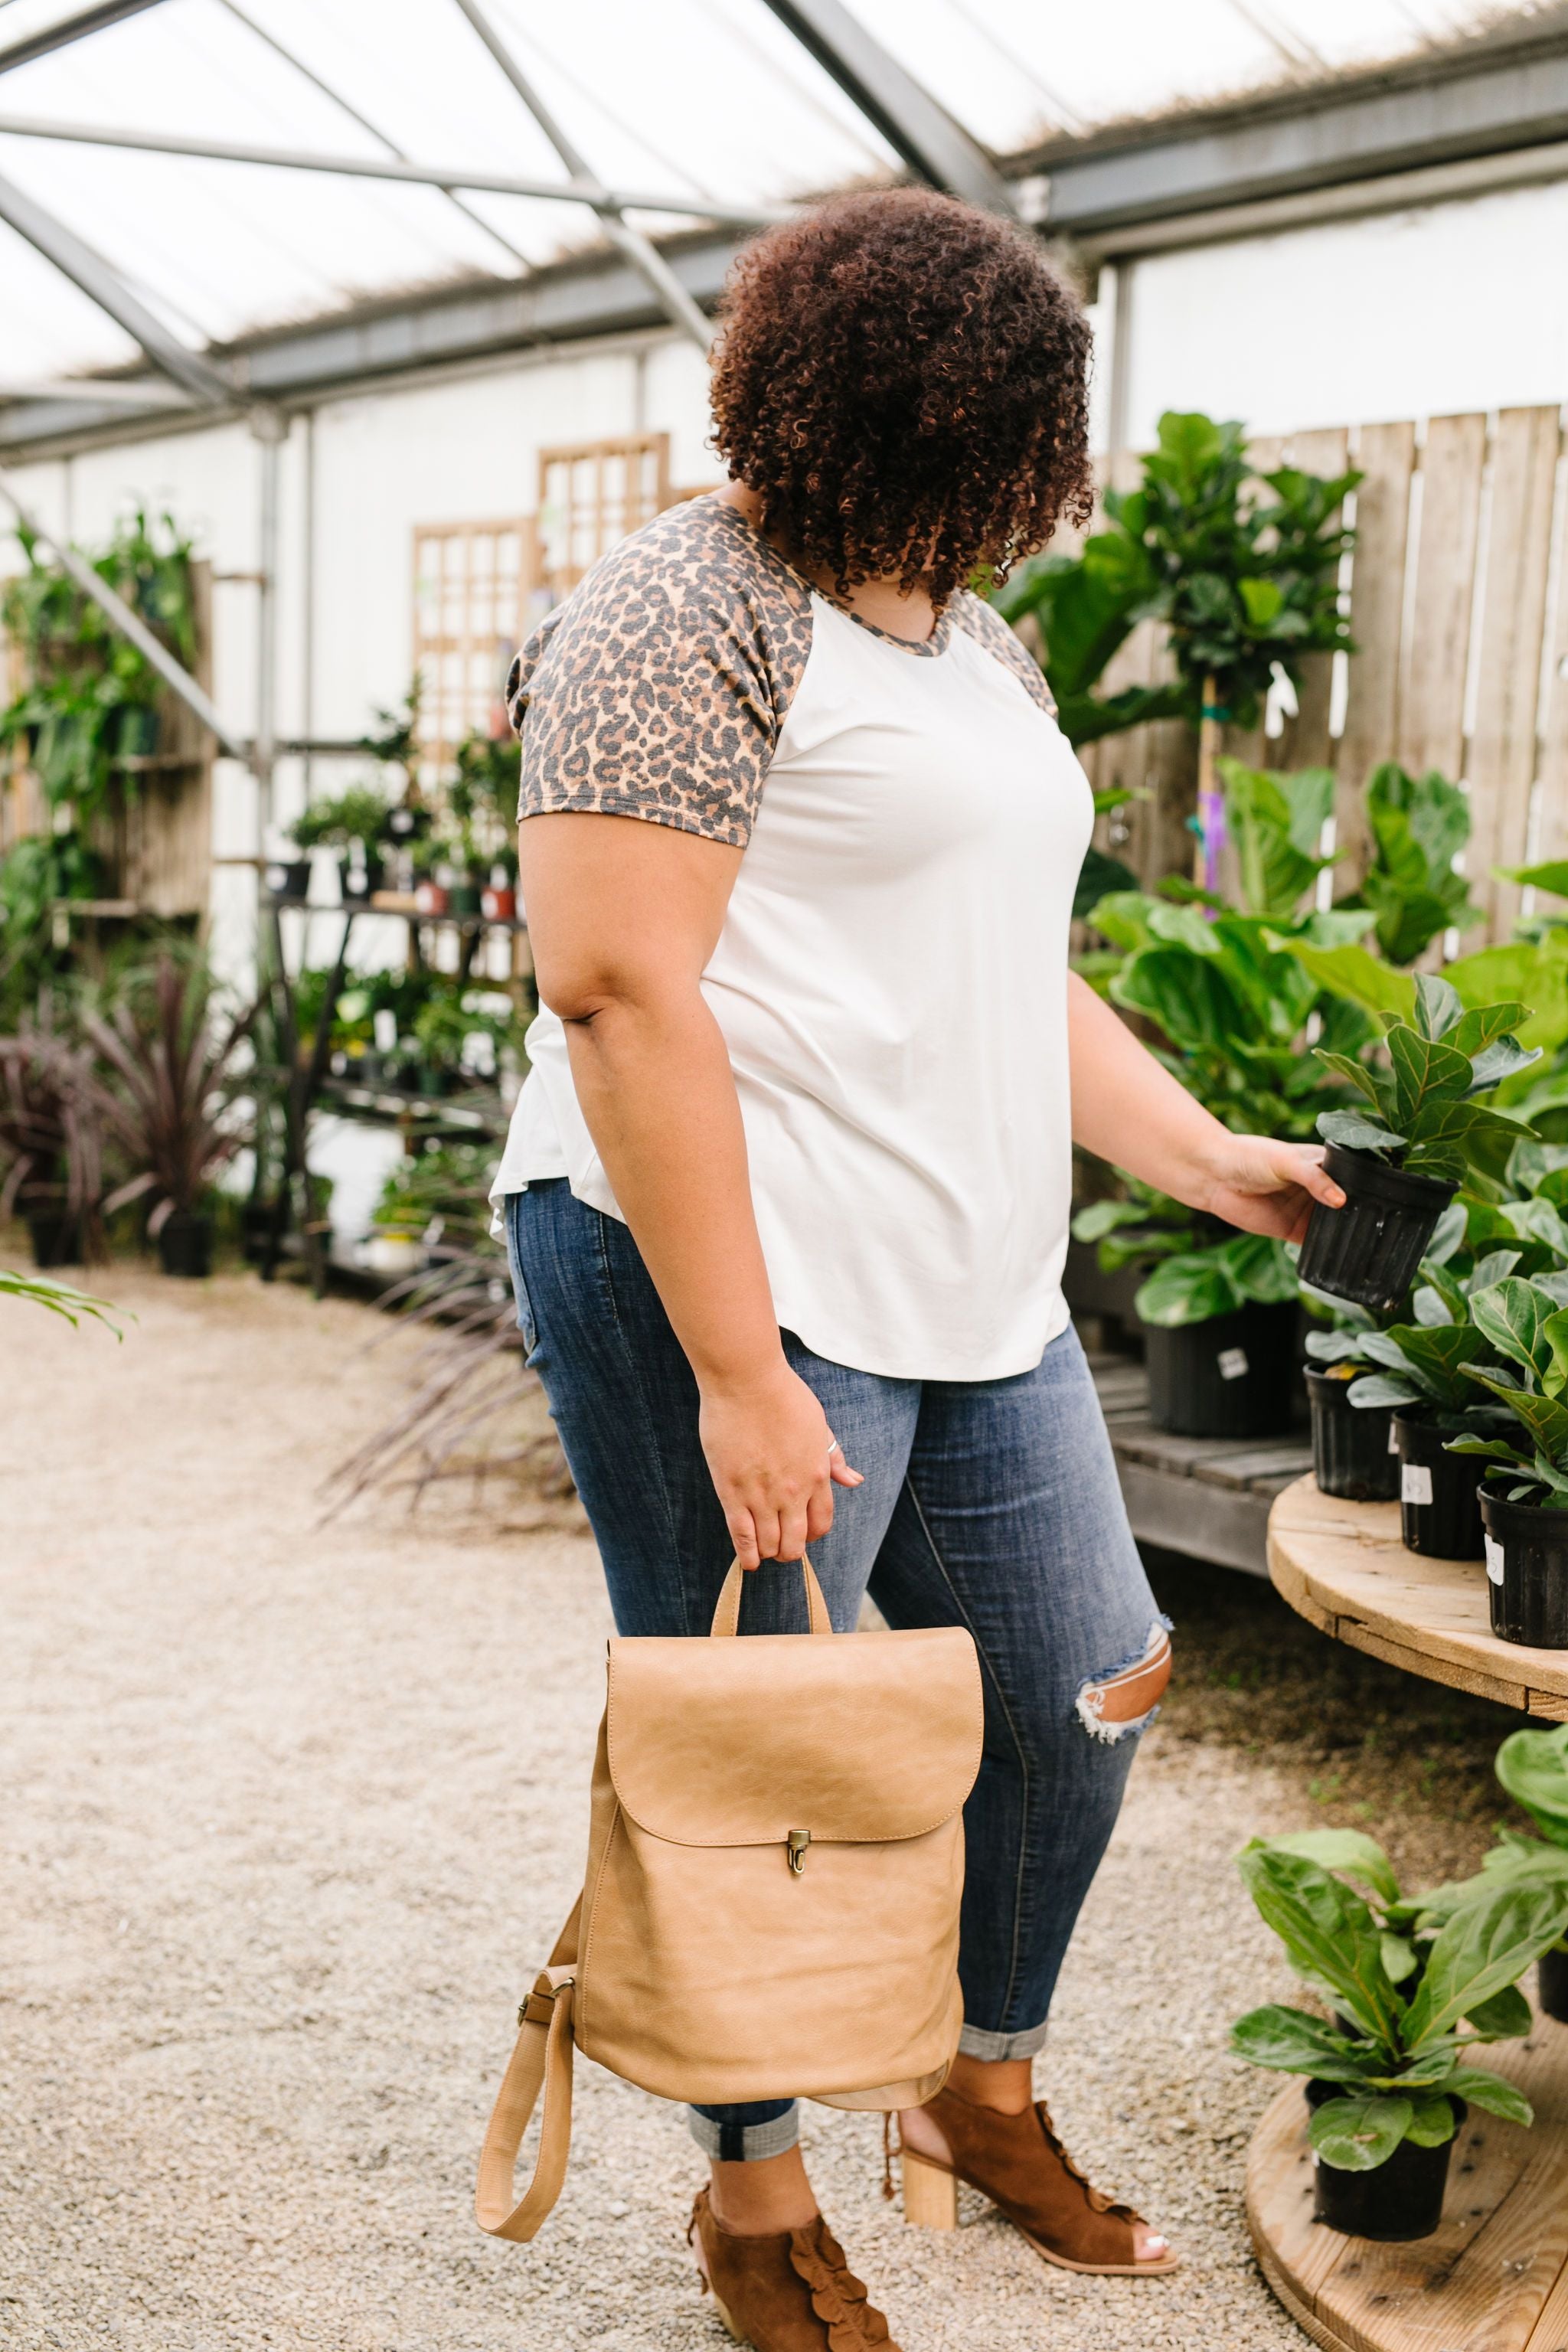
[492,188,1341,2350]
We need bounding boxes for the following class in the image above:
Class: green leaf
[1070,1199,1152,1243]
[1260,1829,1401,1906]
[1309,2094,1413,2171]
[1415,971,1465,1040]
[1463,1981,1534,2040]
[1228,2004,1376,2081]
[1404,2095,1458,2148]
[1269,934,1415,1021]
[1466,1037,1542,1095]
[1468,1278,1556,1381]
[1380,1932,1419,1986]
[1236,1846,1402,2042]
[1442,2067,1534,2127]
[1498,860,1568,899]
[1389,1026,1473,1128]
[1216,1231,1298,1305]
[1403,1879,1568,2053]
[1348,1373,1422,1409]
[1134,1250,1238,1328]
[1461,1369,1568,1457]
[1318,1109,1405,1155]
[1496,1724,1568,1846]
[1315,1050,1385,1109]
[1452,1002,1530,1058]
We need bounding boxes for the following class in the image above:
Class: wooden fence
[1079,408,1568,945]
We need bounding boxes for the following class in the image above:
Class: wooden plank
[1270,428,1351,782]
[1524,437,1568,874]
[1117,1458,1272,1576]
[1191,1443,1313,1492]
[1335,421,1416,890]
[1246,2030,1568,2352]
[1398,413,1487,785]
[1269,1477,1568,1713]
[1467,408,1560,939]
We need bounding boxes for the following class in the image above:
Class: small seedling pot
[413,879,450,917]
[157,1210,213,1280]
[265,858,312,904]
[481,880,517,923]
[1539,1943,1568,2021]
[1296,1142,1458,1315]
[1144,1301,1298,1439]
[339,847,384,904]
[448,875,483,918]
[240,1200,280,1263]
[1480,1484,1568,1648]
[1307,1369,1399,1502]
[1305,2081,1462,2241]
[26,1210,81,1269]
[1394,1413,1485,1559]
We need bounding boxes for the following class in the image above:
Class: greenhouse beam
[448,0,714,351]
[0,0,167,77]
[0,166,232,407]
[760,0,1018,217]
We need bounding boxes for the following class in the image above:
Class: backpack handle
[710,1554,833,1638]
[475,1898,581,2243]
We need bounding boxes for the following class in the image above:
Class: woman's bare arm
[519,810,861,1569]
[1067,972,1344,1242]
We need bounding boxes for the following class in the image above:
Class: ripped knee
[1074,1621,1172,1746]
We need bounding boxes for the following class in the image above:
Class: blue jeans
[505,1181,1168,2162]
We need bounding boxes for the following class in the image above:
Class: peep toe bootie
[894,2084,1180,2277]
[689,2188,902,2350]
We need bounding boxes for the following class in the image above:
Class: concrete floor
[2,1263,1325,2350]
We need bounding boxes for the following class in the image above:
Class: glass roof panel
[0,0,1544,387]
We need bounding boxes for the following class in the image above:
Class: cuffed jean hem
[958,2017,1050,2062]
[688,2102,799,2163]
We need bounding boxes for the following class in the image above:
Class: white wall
[1119,178,1568,447]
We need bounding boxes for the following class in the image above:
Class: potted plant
[1230,1831,1566,2239]
[0,1018,105,1266]
[1133,1226,1300,1439]
[264,835,312,905]
[1491,1724,1568,2020]
[481,855,517,923]
[1302,1285,1405,1501]
[1344,1298,1521,1560]
[1298,972,1540,1311]
[1436,1275,1568,1645]
[289,786,390,904]
[83,950,256,1279]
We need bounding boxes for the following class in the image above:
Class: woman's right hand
[698,1361,864,1569]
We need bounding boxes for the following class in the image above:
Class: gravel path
[2,1266,1316,2351]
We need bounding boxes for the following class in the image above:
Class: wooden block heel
[900,2149,959,2230]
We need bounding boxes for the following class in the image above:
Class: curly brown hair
[710,187,1093,608]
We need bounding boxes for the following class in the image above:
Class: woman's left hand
[1199,1134,1346,1246]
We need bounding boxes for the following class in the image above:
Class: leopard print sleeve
[506,498,815,848]
[950,590,1057,720]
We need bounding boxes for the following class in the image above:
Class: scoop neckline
[707,495,954,659]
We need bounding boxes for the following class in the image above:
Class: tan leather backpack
[476,1557,983,2242]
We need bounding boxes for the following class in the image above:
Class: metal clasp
[786,1829,811,1876]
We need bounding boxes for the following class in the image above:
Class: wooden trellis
[1080,407,1568,945]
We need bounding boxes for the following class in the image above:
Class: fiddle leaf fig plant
[1442,1275,1568,1502]
[1230,1838,1567,2169]
[1315,972,1540,1184]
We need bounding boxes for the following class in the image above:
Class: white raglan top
[488,495,1092,1382]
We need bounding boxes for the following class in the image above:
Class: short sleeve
[508,499,814,849]
[951,591,1058,720]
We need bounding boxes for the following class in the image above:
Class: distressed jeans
[504,1179,1169,2163]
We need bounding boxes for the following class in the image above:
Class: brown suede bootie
[689,2187,902,2350]
[897,2085,1179,2277]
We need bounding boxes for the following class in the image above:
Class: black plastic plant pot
[1539,1943,1568,2021]
[1480,1485,1568,1648]
[1394,1413,1484,1560]
[240,1202,279,1264]
[1144,1302,1298,1439]
[157,1210,213,1280]
[265,858,311,903]
[448,877,483,918]
[339,850,384,905]
[1304,2081,1461,2241]
[1296,1142,1458,1316]
[26,1210,81,1269]
[1307,1369,1399,1502]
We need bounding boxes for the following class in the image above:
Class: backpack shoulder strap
[475,1898,582,2243]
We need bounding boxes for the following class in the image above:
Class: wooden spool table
[1250,1478,1568,2352]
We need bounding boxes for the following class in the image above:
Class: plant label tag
[1387,1423,1400,1454]
[1401,1462,1433,1506]
[1217,1348,1249,1380]
[1485,1534,1505,1586]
